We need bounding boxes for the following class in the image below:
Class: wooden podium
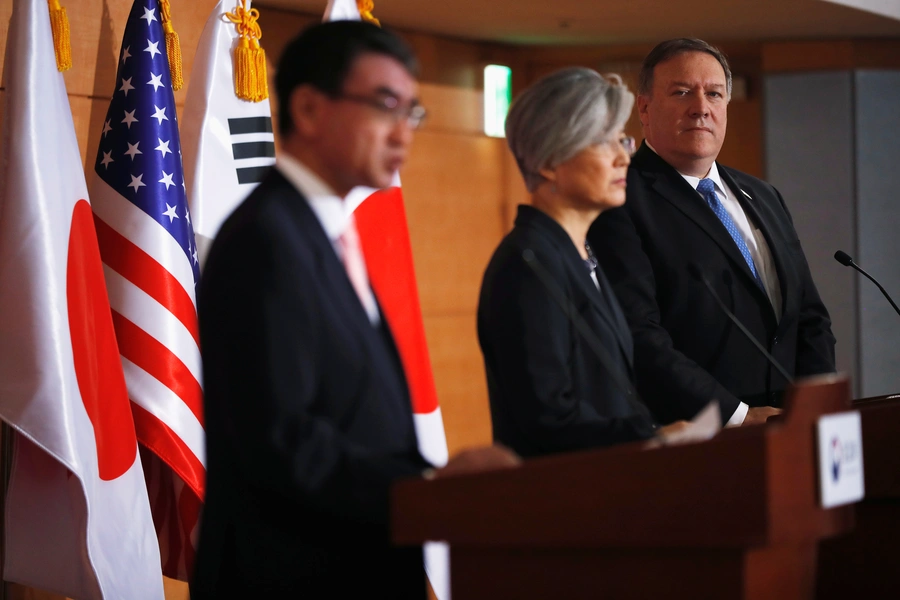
[817,392,900,599]
[393,376,855,599]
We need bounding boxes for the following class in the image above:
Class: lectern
[817,392,900,599]
[393,376,854,599]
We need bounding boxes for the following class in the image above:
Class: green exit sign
[484,65,511,138]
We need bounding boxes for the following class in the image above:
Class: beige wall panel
[403,32,483,88]
[719,98,762,178]
[163,576,189,600]
[762,40,854,72]
[418,82,482,135]
[502,144,527,232]
[256,5,317,68]
[402,132,506,316]
[424,314,493,454]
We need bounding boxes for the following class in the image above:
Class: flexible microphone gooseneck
[834,250,900,318]
[521,249,655,424]
[687,263,794,383]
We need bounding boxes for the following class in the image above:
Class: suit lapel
[274,172,414,407]
[634,147,769,302]
[519,206,634,371]
[719,168,795,327]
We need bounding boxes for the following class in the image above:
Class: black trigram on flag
[228,116,276,185]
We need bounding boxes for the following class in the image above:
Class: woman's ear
[537,164,557,184]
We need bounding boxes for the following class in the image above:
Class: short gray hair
[637,38,732,99]
[505,68,635,192]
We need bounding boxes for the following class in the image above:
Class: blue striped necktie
[697,178,765,291]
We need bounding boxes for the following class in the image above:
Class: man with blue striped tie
[588,38,836,428]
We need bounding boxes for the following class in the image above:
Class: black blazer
[477,205,656,458]
[191,169,430,599]
[588,143,836,425]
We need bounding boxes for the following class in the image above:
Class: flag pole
[0,421,13,600]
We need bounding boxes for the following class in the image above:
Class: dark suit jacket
[191,169,430,599]
[477,205,656,458]
[588,143,836,425]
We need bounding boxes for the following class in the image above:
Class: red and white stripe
[91,177,205,580]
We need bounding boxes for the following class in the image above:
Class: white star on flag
[159,171,176,190]
[155,138,171,157]
[125,141,142,160]
[121,45,131,64]
[151,105,168,125]
[185,207,191,224]
[147,73,164,92]
[122,109,138,128]
[120,77,135,96]
[192,245,199,265]
[162,203,179,222]
[127,173,146,192]
[144,40,160,59]
[100,151,114,169]
[102,119,112,137]
[141,7,157,24]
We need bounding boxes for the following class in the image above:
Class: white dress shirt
[276,154,381,325]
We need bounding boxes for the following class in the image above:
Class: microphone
[521,249,655,424]
[834,250,900,318]
[687,263,793,383]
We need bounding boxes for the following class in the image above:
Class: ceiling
[260,0,900,45]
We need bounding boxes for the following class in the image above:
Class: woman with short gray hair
[477,68,686,457]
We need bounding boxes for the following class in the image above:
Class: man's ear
[289,85,325,138]
[637,94,651,129]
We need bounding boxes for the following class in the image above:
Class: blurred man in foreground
[192,21,518,598]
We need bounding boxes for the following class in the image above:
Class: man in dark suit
[589,38,836,427]
[192,21,516,598]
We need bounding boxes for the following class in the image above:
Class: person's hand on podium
[742,406,782,426]
[428,445,521,479]
[656,420,691,436]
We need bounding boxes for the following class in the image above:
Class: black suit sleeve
[590,206,742,424]
[200,218,428,530]
[478,246,655,454]
[771,188,837,376]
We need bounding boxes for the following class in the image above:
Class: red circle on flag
[67,199,137,481]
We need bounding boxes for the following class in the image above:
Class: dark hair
[275,20,418,135]
[637,38,732,98]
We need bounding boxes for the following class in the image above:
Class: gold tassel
[48,0,73,72]
[160,0,184,91]
[357,0,381,27]
[226,1,268,102]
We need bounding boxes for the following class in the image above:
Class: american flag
[91,0,205,580]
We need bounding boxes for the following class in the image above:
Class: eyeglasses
[612,135,637,156]
[332,93,428,130]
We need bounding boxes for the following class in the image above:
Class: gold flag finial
[226,0,269,102]
[48,0,73,71]
[357,0,381,27]
[159,0,184,91]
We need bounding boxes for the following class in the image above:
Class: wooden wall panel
[0,0,218,102]
[402,131,506,316]
[424,315,493,453]
[418,82,482,135]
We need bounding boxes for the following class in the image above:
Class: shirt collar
[679,161,725,196]
[276,153,351,242]
[644,140,724,195]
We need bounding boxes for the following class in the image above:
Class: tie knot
[697,178,716,195]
